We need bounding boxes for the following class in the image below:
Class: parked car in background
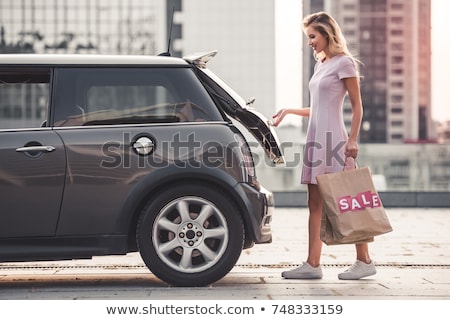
[0,51,284,286]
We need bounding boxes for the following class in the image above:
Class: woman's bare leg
[355,243,371,264]
[306,184,323,267]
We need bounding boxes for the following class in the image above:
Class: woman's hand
[271,109,288,127]
[345,138,359,159]
[271,108,310,126]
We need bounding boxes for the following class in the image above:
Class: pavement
[0,207,449,300]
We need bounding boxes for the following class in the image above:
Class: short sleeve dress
[301,54,358,185]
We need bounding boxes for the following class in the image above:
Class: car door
[0,68,66,237]
[51,66,226,236]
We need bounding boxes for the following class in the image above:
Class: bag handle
[343,156,359,171]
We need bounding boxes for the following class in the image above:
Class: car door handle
[16,146,56,153]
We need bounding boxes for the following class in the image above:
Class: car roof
[0,54,189,66]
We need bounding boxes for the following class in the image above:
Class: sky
[276,0,450,123]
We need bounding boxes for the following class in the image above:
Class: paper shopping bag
[320,205,374,245]
[317,166,392,245]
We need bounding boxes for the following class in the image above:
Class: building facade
[177,0,278,121]
[0,0,162,130]
[0,0,158,55]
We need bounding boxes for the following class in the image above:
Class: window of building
[391,3,404,10]
[392,95,403,103]
[391,133,404,140]
[343,4,356,10]
[391,43,403,50]
[391,16,403,24]
[430,162,450,180]
[391,29,403,36]
[387,160,409,178]
[374,2,387,11]
[374,18,387,27]
[391,107,403,114]
[392,56,404,64]
[345,30,356,37]
[373,94,386,105]
[344,17,356,24]
[391,120,403,127]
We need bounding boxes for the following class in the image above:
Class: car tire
[136,183,244,286]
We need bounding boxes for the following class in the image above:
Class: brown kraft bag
[316,166,393,245]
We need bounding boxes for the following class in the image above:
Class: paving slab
[0,208,449,300]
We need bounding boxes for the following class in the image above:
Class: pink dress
[301,54,357,185]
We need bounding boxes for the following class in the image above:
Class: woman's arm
[343,77,363,158]
[271,108,310,127]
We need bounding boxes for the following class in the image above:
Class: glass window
[374,1,387,11]
[345,30,356,36]
[344,17,356,24]
[343,4,356,10]
[391,107,403,114]
[392,56,404,64]
[0,69,50,129]
[390,133,404,141]
[392,95,403,103]
[52,67,223,126]
[391,16,403,24]
[391,43,403,50]
[391,3,404,10]
[387,159,409,178]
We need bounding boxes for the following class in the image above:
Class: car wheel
[137,184,244,286]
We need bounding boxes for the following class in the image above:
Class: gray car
[0,51,284,286]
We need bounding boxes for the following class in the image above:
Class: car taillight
[234,133,257,186]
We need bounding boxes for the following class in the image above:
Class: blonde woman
[272,12,376,280]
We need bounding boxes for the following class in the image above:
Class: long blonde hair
[303,11,353,62]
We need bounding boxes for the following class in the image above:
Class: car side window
[0,69,50,129]
[52,67,223,126]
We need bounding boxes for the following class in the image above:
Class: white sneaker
[282,262,323,279]
[338,260,377,280]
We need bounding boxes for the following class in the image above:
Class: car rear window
[52,67,223,126]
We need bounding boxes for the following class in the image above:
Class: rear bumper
[238,183,274,247]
